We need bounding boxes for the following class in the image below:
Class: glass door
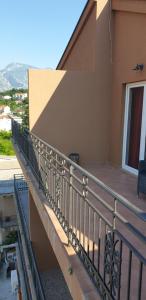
[122,83,146,175]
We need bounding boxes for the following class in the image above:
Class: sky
[0,0,87,70]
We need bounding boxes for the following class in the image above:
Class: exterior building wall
[0,195,15,218]
[29,192,59,272]
[110,8,146,165]
[59,2,97,71]
[0,229,8,244]
[0,195,16,245]
[29,0,146,167]
[29,70,102,165]
[29,0,112,165]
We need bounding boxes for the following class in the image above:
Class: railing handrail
[30,131,146,222]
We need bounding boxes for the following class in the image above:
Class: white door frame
[122,82,146,175]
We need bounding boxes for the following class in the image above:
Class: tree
[22,97,29,128]
[4,231,18,245]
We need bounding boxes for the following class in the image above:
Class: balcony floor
[41,267,72,300]
[86,163,146,211]
[0,262,17,300]
[85,163,146,238]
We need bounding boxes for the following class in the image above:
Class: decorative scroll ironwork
[104,231,121,298]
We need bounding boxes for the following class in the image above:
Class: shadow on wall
[29,0,112,166]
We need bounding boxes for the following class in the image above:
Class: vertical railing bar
[83,199,86,250]
[137,261,143,300]
[88,205,90,256]
[92,211,96,264]
[97,217,101,272]
[127,250,132,300]
[103,223,107,283]
[75,192,78,237]
[72,188,74,232]
[117,239,123,300]
[79,196,81,245]
[68,164,73,244]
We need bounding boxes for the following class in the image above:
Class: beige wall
[110,8,146,165]
[59,2,97,71]
[29,0,146,168]
[29,0,112,165]
[29,191,59,272]
[29,68,111,164]
[0,195,16,218]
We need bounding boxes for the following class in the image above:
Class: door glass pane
[126,87,144,169]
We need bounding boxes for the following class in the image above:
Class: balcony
[12,120,146,300]
[14,175,46,300]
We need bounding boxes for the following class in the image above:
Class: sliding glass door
[122,83,146,175]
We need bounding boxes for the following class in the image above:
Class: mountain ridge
[0,63,37,92]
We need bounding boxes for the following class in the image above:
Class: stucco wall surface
[29,69,110,164]
[110,9,146,165]
[29,0,111,165]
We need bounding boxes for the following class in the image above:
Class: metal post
[68,164,74,245]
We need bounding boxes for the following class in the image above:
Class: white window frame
[122,82,146,175]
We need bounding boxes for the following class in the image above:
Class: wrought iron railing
[14,174,46,300]
[12,120,146,300]
[17,231,33,300]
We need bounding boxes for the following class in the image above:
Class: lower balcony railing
[12,120,146,300]
[14,174,46,300]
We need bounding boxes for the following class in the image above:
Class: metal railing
[12,120,146,300]
[14,174,46,300]
[17,232,33,300]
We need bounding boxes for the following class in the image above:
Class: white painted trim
[122,82,146,175]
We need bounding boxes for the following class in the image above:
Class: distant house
[0,105,11,115]
[13,92,27,101]
[2,95,12,100]
[0,115,11,131]
[0,106,11,131]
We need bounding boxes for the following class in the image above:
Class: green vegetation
[22,98,29,128]
[0,89,29,155]
[3,231,18,245]
[0,99,22,114]
[0,131,15,156]
[0,89,29,122]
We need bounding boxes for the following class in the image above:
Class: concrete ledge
[13,143,100,300]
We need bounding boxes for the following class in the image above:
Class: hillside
[0,63,36,92]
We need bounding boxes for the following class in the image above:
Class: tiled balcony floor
[41,267,72,300]
[86,163,146,211]
[84,163,146,245]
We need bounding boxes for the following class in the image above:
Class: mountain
[0,63,36,92]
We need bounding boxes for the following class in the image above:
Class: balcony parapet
[12,120,146,300]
